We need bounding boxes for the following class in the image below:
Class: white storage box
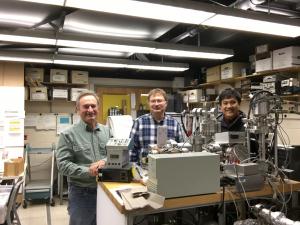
[30,87,48,101]
[71,70,89,84]
[273,46,300,69]
[183,89,203,103]
[255,57,272,72]
[206,66,220,82]
[25,68,44,82]
[51,88,68,99]
[221,62,248,79]
[50,69,68,83]
[70,88,88,101]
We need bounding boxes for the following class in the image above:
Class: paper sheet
[36,114,56,130]
[57,114,72,134]
[24,113,38,127]
[107,115,133,138]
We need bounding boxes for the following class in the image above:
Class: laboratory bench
[97,180,300,225]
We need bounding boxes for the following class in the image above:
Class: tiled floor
[18,198,69,225]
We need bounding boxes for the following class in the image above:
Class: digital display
[110,154,119,159]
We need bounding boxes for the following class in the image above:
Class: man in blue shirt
[130,88,184,163]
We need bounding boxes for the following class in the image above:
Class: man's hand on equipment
[89,160,106,176]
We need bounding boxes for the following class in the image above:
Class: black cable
[180,111,189,137]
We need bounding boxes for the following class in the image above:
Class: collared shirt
[56,119,109,188]
[129,113,184,162]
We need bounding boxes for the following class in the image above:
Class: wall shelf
[181,66,300,90]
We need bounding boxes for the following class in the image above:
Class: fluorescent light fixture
[58,48,129,57]
[15,0,300,37]
[17,0,64,5]
[153,49,233,59]
[0,34,56,45]
[126,64,187,72]
[0,13,43,26]
[66,0,215,24]
[203,14,300,37]
[66,21,151,39]
[54,55,189,72]
[57,39,155,54]
[0,51,53,63]
[57,34,233,59]
[0,30,56,45]
[0,30,233,59]
[0,51,188,72]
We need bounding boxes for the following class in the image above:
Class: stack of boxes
[254,45,300,72]
[50,69,69,100]
[273,46,300,69]
[25,68,89,101]
[220,62,248,80]
[255,44,273,73]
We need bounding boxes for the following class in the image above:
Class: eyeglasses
[149,99,165,104]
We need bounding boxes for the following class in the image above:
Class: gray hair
[75,90,100,110]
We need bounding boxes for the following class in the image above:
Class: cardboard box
[25,68,44,83]
[30,86,48,101]
[51,88,68,99]
[50,69,68,83]
[4,158,24,176]
[71,70,89,84]
[255,44,269,54]
[221,62,248,79]
[206,66,220,82]
[255,57,272,72]
[273,46,300,69]
[70,88,88,101]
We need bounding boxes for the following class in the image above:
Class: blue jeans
[68,184,97,225]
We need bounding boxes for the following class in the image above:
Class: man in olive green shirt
[56,91,109,225]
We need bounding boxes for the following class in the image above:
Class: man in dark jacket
[217,88,245,132]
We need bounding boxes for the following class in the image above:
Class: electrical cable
[247,90,274,119]
[226,189,239,218]
[233,164,251,209]
[180,111,189,137]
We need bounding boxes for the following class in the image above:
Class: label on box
[32,92,47,100]
[53,89,68,98]
[52,74,67,82]
[71,70,89,84]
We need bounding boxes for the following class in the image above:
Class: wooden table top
[99,179,300,214]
